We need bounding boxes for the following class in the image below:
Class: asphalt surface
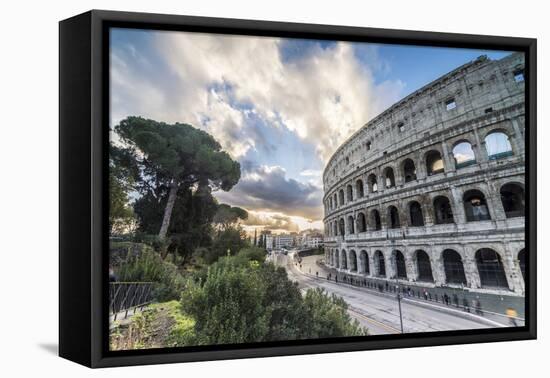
[269,251,509,335]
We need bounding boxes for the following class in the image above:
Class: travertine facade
[322,53,526,295]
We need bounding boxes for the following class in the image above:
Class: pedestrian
[423,290,428,301]
[463,297,470,312]
[407,287,411,297]
[444,293,449,305]
[475,299,484,315]
[335,275,338,283]
[316,271,318,278]
[506,307,518,326]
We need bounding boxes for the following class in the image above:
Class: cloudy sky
[110,28,511,233]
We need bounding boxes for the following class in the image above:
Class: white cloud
[110,31,404,163]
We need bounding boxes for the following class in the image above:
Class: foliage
[203,225,249,264]
[109,144,139,234]
[301,288,365,338]
[235,246,267,264]
[110,301,195,350]
[114,116,241,240]
[212,204,248,231]
[180,251,366,345]
[116,245,185,301]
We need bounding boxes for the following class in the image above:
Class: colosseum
[322,52,526,296]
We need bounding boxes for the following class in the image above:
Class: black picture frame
[59,9,537,368]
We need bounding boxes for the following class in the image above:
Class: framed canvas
[59,10,537,368]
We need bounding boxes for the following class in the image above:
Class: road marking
[348,308,401,334]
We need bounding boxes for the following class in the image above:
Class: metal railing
[109,282,154,321]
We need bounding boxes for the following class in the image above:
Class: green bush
[180,252,366,345]
[116,244,185,302]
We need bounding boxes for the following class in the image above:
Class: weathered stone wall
[322,53,526,295]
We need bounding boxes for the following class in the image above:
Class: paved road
[269,251,508,335]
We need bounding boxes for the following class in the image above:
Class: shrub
[115,244,185,301]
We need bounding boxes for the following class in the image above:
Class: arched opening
[360,250,369,274]
[375,250,386,277]
[500,183,525,218]
[329,197,333,210]
[341,250,348,270]
[443,249,467,285]
[485,131,513,160]
[347,215,355,234]
[346,184,353,202]
[356,179,364,198]
[368,173,378,193]
[333,222,337,236]
[339,218,345,236]
[463,189,491,222]
[357,213,367,233]
[334,193,338,208]
[409,201,425,227]
[384,167,396,188]
[388,206,400,229]
[338,189,345,206]
[416,250,434,282]
[403,158,417,182]
[518,249,525,281]
[394,250,407,279]
[371,209,382,230]
[476,248,509,289]
[434,196,454,224]
[426,150,445,175]
[334,250,340,268]
[453,141,476,168]
[349,250,357,272]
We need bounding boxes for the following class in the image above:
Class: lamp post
[388,228,404,334]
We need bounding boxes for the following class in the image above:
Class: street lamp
[388,228,404,334]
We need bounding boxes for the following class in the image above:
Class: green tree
[180,251,366,345]
[301,288,365,338]
[212,204,248,231]
[115,117,241,245]
[109,144,139,234]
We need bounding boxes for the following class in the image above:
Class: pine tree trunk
[158,181,178,242]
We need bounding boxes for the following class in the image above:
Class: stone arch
[452,140,477,168]
[463,189,491,222]
[346,184,353,202]
[339,218,345,235]
[388,205,400,229]
[500,182,525,218]
[356,179,364,198]
[371,209,382,230]
[349,250,358,272]
[334,249,340,268]
[475,248,509,289]
[383,166,396,188]
[433,195,454,224]
[347,215,355,234]
[368,173,378,193]
[393,250,407,279]
[340,249,348,270]
[426,150,445,175]
[415,250,434,282]
[338,189,345,206]
[359,250,369,274]
[442,249,467,285]
[357,212,367,233]
[484,129,513,160]
[402,158,417,183]
[408,200,425,227]
[374,250,386,277]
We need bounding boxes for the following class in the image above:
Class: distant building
[274,234,294,249]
